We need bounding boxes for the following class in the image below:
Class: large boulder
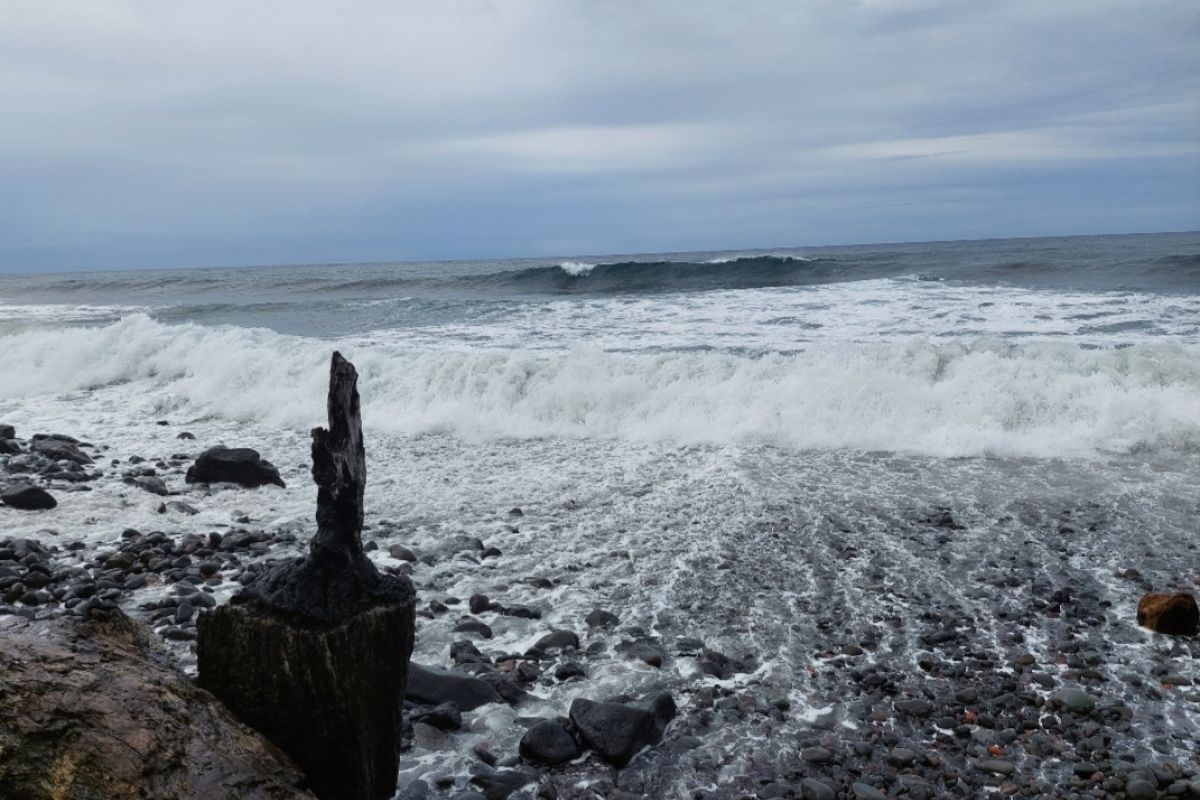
[406,663,503,711]
[1,483,57,510]
[0,611,315,800]
[186,447,285,488]
[1137,592,1199,636]
[568,691,676,767]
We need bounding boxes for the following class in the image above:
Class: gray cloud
[1,0,1197,270]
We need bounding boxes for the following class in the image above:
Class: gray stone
[406,663,503,711]
[568,691,676,767]
[518,718,579,765]
[1052,687,1095,713]
[800,778,836,800]
[1,484,57,511]
[851,783,888,800]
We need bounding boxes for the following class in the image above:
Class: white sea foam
[557,261,596,276]
[1,314,1196,458]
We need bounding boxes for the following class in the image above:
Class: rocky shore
[1,420,1198,800]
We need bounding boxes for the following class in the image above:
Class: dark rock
[894,698,933,716]
[1125,779,1157,800]
[472,743,498,766]
[410,703,463,731]
[1137,592,1199,636]
[470,594,493,614]
[585,608,619,628]
[554,662,585,681]
[406,663,503,711]
[619,638,666,668]
[500,604,541,619]
[177,432,196,440]
[519,718,580,765]
[1052,687,1095,713]
[978,759,1015,775]
[0,424,14,439]
[30,438,92,465]
[697,648,749,679]
[158,500,200,515]
[469,768,536,800]
[800,778,836,800]
[0,439,20,455]
[186,447,285,489]
[476,671,529,705]
[454,616,494,639]
[0,612,314,800]
[534,629,579,652]
[450,639,489,665]
[801,746,833,763]
[851,782,887,800]
[131,476,169,496]
[1,484,57,511]
[568,691,676,767]
[388,544,417,562]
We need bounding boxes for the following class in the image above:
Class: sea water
[0,232,1197,791]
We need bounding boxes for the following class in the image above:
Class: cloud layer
[2,0,1197,270]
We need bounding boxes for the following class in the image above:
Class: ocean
[1,231,1199,795]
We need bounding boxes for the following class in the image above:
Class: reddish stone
[1136,592,1199,636]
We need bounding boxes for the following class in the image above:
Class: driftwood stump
[197,353,415,800]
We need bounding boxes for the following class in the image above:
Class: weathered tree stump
[197,353,415,800]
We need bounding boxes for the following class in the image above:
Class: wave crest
[1,315,1197,458]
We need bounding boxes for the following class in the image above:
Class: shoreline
[1,419,1198,798]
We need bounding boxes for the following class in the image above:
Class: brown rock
[1136,592,1199,636]
[0,611,314,800]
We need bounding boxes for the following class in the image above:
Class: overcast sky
[2,1,1198,271]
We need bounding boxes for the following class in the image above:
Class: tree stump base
[197,352,416,800]
[198,591,413,800]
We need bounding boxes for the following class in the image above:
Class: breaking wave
[1,314,1197,458]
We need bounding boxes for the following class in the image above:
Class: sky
[1,0,1198,272]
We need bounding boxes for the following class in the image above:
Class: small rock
[388,544,417,562]
[518,719,579,765]
[184,447,285,488]
[851,783,887,800]
[411,703,463,731]
[554,662,585,681]
[585,608,619,628]
[1125,780,1156,800]
[469,769,535,800]
[132,476,169,496]
[1,484,57,511]
[533,630,579,652]
[979,759,1015,775]
[453,617,494,639]
[1052,687,1095,713]
[800,778,836,800]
